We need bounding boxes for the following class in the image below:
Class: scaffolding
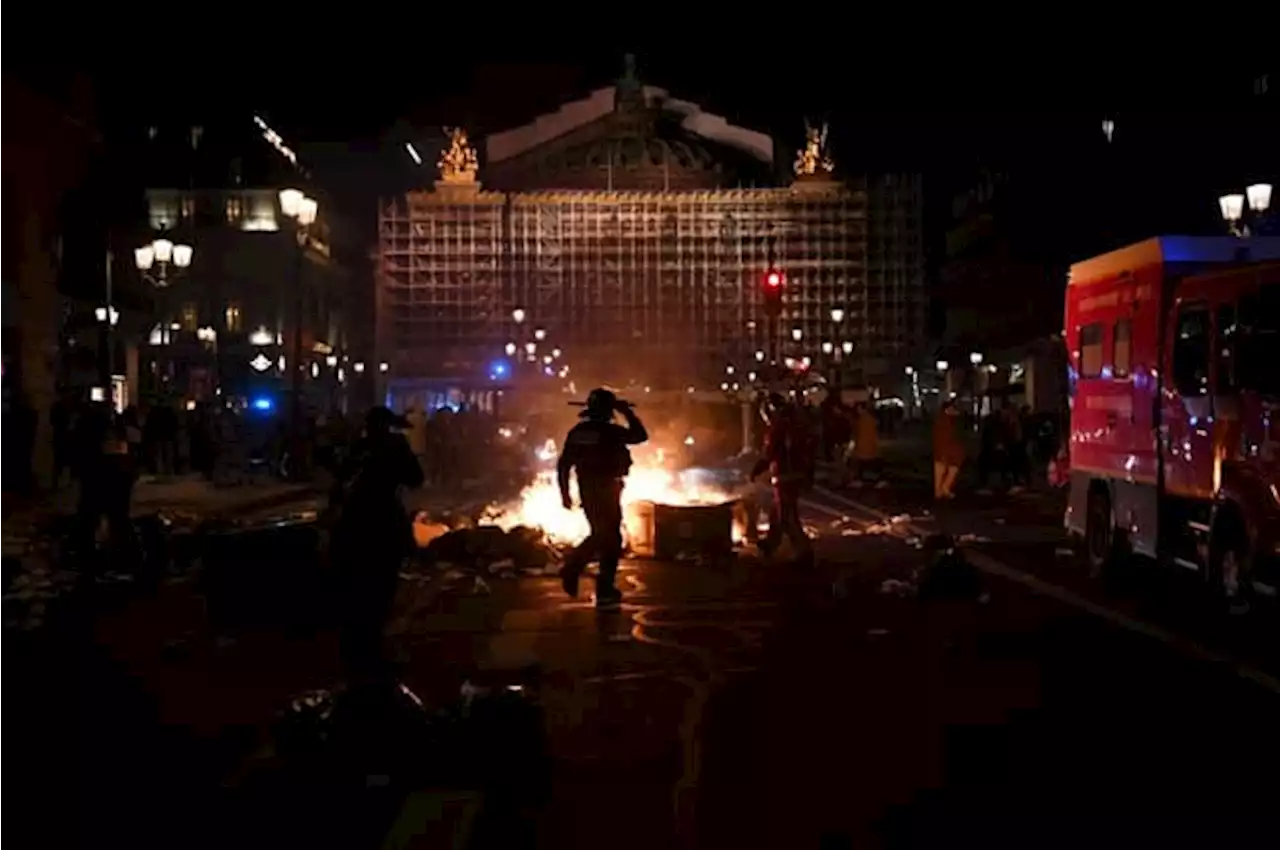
[377,180,922,388]
[376,185,506,377]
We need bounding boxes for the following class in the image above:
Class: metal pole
[766,314,777,384]
[289,230,305,436]
[102,249,114,396]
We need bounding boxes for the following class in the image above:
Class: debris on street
[879,578,916,597]
[917,542,986,603]
[417,523,563,574]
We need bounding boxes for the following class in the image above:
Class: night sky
[9,15,1272,261]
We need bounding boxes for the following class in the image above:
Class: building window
[225,303,243,333]
[148,193,178,230]
[181,303,198,332]
[1079,323,1103,378]
[180,196,196,221]
[1173,305,1210,396]
[1113,318,1132,378]
[225,196,244,224]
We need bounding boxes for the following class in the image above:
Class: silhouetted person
[330,406,424,683]
[557,388,648,609]
[146,402,178,476]
[50,396,71,489]
[751,393,816,564]
[72,403,137,573]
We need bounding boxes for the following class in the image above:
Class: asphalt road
[8,480,1280,848]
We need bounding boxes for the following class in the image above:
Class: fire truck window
[1235,285,1280,397]
[1113,319,1132,378]
[1079,323,1104,378]
[1216,303,1238,392]
[1173,307,1210,395]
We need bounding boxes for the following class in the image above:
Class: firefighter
[557,388,649,609]
[751,392,816,564]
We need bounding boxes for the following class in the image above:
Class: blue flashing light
[489,359,510,380]
[251,397,273,412]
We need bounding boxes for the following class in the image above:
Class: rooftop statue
[438,127,479,184]
[794,121,835,178]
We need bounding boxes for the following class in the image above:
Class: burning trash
[482,454,746,555]
[409,445,749,578]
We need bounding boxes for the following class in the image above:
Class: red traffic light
[765,271,782,288]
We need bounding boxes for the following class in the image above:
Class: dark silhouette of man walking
[557,388,648,609]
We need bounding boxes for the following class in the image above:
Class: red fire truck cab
[1065,236,1280,605]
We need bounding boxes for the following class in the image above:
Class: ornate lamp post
[135,237,194,398]
[279,187,319,439]
[1219,183,1273,237]
[134,236,194,287]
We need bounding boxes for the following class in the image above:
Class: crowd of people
[931,401,1062,501]
[745,391,1064,506]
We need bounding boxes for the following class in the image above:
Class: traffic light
[763,268,784,317]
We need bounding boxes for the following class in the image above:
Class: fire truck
[1064,236,1280,606]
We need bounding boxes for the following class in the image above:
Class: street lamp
[936,359,949,372]
[969,351,984,366]
[95,306,120,326]
[134,236,194,288]
[512,308,526,324]
[829,308,844,324]
[841,341,854,355]
[1219,183,1273,237]
[279,187,319,445]
[791,327,803,342]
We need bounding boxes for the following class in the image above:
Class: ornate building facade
[376,77,925,404]
[134,116,356,409]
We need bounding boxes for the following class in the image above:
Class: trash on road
[879,578,916,597]
[416,523,564,580]
[412,515,451,548]
[918,545,986,602]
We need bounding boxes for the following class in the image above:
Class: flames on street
[485,442,746,547]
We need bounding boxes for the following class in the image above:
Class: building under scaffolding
[377,81,924,405]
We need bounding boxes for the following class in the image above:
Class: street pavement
[3,475,318,549]
[8,472,1280,848]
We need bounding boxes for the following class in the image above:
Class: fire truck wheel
[1208,511,1252,614]
[1084,486,1117,576]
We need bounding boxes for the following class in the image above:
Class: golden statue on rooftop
[794,121,835,178]
[438,127,479,184]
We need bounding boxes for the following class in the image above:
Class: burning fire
[485,443,741,546]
